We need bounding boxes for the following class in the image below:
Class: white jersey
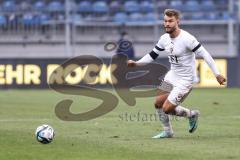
[136,29,220,105]
[153,29,200,82]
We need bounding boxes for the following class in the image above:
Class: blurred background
[0,0,239,88]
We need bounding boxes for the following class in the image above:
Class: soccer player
[127,9,226,138]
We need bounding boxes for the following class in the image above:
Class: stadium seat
[157,1,168,8]
[2,0,16,12]
[169,0,184,11]
[140,1,154,13]
[109,1,121,13]
[201,0,216,11]
[19,1,32,12]
[143,13,157,22]
[190,12,205,20]
[92,1,109,13]
[34,1,46,12]
[71,14,82,22]
[205,12,219,20]
[33,14,51,25]
[22,13,37,25]
[216,0,228,10]
[183,0,200,12]
[48,1,64,12]
[128,13,143,22]
[78,1,92,13]
[221,11,230,20]
[157,1,168,12]
[113,12,128,23]
[0,15,7,26]
[124,1,140,13]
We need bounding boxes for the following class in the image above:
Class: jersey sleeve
[187,34,201,52]
[152,36,165,54]
[194,46,220,76]
[136,36,165,64]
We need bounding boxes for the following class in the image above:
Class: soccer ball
[35,124,55,144]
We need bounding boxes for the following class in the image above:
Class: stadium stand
[0,0,237,58]
[2,0,16,12]
[0,0,234,23]
[0,15,7,26]
[47,1,64,12]
[34,1,46,12]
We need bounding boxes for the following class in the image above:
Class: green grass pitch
[0,88,239,160]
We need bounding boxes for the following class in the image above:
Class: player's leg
[152,90,174,138]
[163,88,200,133]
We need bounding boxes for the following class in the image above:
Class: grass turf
[0,88,239,160]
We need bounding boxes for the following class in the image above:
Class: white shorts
[162,70,193,106]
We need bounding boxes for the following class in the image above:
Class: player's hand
[216,75,226,85]
[127,60,137,67]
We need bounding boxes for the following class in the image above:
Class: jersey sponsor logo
[168,55,179,64]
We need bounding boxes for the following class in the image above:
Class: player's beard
[165,26,176,34]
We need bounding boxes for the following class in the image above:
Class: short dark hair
[164,9,181,19]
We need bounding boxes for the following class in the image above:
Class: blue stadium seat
[143,13,157,22]
[129,13,143,22]
[34,14,51,25]
[216,0,228,9]
[22,13,37,25]
[124,1,140,13]
[19,1,32,12]
[34,1,46,12]
[113,12,128,23]
[39,14,50,24]
[78,1,92,13]
[201,0,215,11]
[205,12,219,20]
[48,1,64,12]
[0,15,7,26]
[71,14,82,22]
[109,1,121,12]
[191,12,205,20]
[157,1,168,8]
[92,1,109,13]
[184,0,200,12]
[221,11,230,20]
[140,1,154,13]
[169,0,184,10]
[2,0,16,12]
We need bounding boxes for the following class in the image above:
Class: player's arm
[127,50,159,67]
[194,45,227,85]
[127,41,164,67]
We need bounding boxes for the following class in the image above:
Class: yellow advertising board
[195,59,227,87]
[0,59,228,88]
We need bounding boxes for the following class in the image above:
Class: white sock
[156,108,173,133]
[174,105,192,118]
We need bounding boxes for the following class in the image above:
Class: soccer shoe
[152,131,174,139]
[189,110,200,133]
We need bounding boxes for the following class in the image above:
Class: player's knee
[154,101,163,109]
[162,103,174,114]
[162,100,176,114]
[155,94,168,109]
[162,105,170,114]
